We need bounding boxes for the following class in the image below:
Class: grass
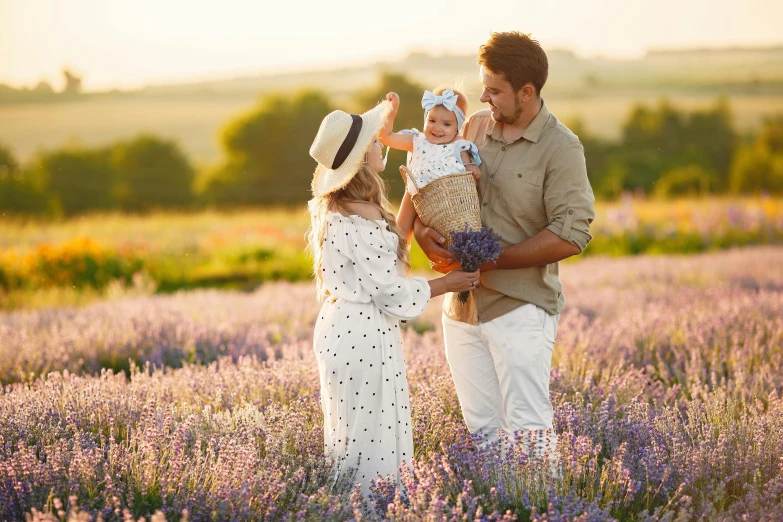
[1,196,781,311]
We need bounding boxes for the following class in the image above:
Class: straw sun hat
[309,100,393,196]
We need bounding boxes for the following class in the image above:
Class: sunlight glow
[1,0,781,90]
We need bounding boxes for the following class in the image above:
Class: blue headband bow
[421,89,465,131]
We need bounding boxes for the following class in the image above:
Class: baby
[379,88,482,194]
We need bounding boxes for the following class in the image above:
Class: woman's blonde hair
[306,156,410,302]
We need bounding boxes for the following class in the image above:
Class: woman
[307,100,480,494]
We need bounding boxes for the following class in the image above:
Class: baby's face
[424,105,459,145]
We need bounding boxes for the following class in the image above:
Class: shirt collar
[485,99,550,144]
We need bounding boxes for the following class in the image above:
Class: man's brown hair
[478,32,548,95]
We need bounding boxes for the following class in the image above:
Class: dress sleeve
[455,139,482,166]
[345,218,430,320]
[399,128,421,170]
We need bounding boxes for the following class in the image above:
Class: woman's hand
[443,269,481,293]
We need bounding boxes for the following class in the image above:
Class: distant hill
[2,45,783,162]
[2,45,782,105]
[133,45,783,100]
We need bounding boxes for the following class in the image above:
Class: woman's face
[366,138,386,173]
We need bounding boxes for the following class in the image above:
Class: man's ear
[518,83,537,103]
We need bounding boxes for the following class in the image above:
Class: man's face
[479,66,523,125]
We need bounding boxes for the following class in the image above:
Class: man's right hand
[413,218,460,273]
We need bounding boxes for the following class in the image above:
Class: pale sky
[2,0,782,91]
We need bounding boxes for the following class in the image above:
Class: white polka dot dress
[313,212,430,494]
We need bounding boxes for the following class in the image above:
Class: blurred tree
[0,144,53,215]
[355,72,425,201]
[599,161,632,200]
[33,81,54,94]
[355,72,424,130]
[623,100,686,154]
[684,98,735,190]
[653,164,715,198]
[582,73,600,88]
[111,135,194,211]
[567,118,616,199]
[203,90,333,205]
[62,69,82,94]
[35,147,115,215]
[617,99,735,194]
[757,115,783,154]
[729,116,783,194]
[620,101,685,192]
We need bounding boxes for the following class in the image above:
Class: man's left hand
[430,259,461,274]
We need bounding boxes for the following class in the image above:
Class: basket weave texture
[400,166,481,247]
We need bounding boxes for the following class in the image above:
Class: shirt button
[568,209,574,215]
[501,146,506,151]
[489,174,495,178]
[483,202,488,207]
[517,174,522,178]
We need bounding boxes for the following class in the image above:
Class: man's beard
[492,98,523,125]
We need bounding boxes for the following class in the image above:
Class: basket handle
[399,165,419,195]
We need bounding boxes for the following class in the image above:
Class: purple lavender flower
[448,226,502,303]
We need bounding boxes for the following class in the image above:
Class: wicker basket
[400,165,481,247]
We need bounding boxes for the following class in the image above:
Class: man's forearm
[481,228,581,271]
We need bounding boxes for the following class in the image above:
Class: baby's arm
[378,92,414,152]
[396,191,417,244]
[460,150,481,181]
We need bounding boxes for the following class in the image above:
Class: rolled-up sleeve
[544,143,595,252]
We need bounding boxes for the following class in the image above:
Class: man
[414,32,595,453]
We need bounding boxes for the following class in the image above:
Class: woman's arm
[378,92,414,152]
[396,191,416,243]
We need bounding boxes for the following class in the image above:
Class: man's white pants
[442,303,559,453]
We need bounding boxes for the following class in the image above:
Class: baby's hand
[465,164,481,181]
[386,92,400,111]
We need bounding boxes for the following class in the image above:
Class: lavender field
[2,247,783,521]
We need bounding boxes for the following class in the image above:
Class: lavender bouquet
[448,225,503,304]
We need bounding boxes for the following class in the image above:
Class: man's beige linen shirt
[443,101,595,325]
